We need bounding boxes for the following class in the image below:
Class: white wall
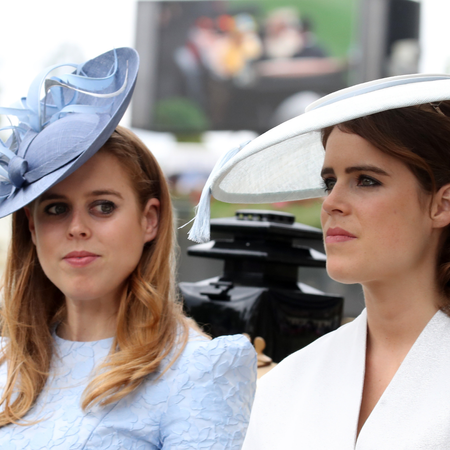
[420,0,450,73]
[0,0,137,123]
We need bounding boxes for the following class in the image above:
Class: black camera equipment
[179,210,343,362]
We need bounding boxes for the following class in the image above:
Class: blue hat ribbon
[0,49,127,197]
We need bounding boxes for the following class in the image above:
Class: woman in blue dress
[0,48,256,449]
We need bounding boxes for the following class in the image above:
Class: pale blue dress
[0,330,257,449]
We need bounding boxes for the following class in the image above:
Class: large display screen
[133,0,357,134]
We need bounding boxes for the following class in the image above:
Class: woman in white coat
[189,74,450,449]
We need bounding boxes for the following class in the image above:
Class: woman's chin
[326,262,361,285]
[60,286,109,303]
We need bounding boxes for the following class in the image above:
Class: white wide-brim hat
[188,73,450,243]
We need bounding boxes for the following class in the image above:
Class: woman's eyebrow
[38,189,124,204]
[320,165,390,177]
[38,193,66,204]
[90,189,124,199]
[345,165,390,176]
[321,167,334,177]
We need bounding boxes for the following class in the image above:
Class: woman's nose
[321,183,350,216]
[67,211,91,239]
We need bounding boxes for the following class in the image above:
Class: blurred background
[0,0,445,319]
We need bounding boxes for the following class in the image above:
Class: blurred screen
[134,0,357,134]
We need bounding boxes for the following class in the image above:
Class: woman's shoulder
[134,330,257,434]
[182,328,255,359]
[138,330,256,399]
[143,331,256,448]
[170,329,257,381]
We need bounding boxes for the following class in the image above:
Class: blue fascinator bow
[0,47,139,218]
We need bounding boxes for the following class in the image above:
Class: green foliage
[154,97,211,134]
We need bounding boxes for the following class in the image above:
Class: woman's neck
[360,223,447,350]
[355,272,443,438]
[362,272,442,352]
[57,293,121,342]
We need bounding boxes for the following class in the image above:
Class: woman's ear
[142,198,160,243]
[24,206,37,245]
[431,184,450,229]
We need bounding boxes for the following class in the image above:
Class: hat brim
[209,74,450,204]
[0,47,139,217]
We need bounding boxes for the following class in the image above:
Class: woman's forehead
[40,153,132,199]
[323,128,410,175]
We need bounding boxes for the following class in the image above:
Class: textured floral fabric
[0,331,257,449]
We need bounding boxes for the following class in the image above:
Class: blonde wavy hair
[0,126,190,426]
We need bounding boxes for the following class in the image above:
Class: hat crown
[0,47,139,217]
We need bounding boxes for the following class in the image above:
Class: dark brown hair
[321,101,450,301]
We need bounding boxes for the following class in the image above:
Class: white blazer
[243,309,450,449]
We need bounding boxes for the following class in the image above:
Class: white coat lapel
[248,309,367,450]
[288,308,367,449]
[356,310,450,450]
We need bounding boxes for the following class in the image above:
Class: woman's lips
[325,227,356,244]
[63,251,100,267]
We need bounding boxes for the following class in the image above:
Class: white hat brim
[210,74,450,204]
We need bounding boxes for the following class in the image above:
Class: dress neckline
[52,327,115,348]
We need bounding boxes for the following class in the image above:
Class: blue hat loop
[8,156,28,188]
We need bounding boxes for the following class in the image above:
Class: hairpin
[430,102,445,116]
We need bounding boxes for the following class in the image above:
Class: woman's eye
[45,204,68,215]
[91,201,116,215]
[357,175,380,187]
[322,178,336,192]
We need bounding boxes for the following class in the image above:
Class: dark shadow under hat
[0,47,139,217]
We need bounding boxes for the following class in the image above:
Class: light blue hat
[0,47,139,217]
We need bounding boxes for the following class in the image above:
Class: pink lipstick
[325,227,356,244]
[63,251,99,267]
